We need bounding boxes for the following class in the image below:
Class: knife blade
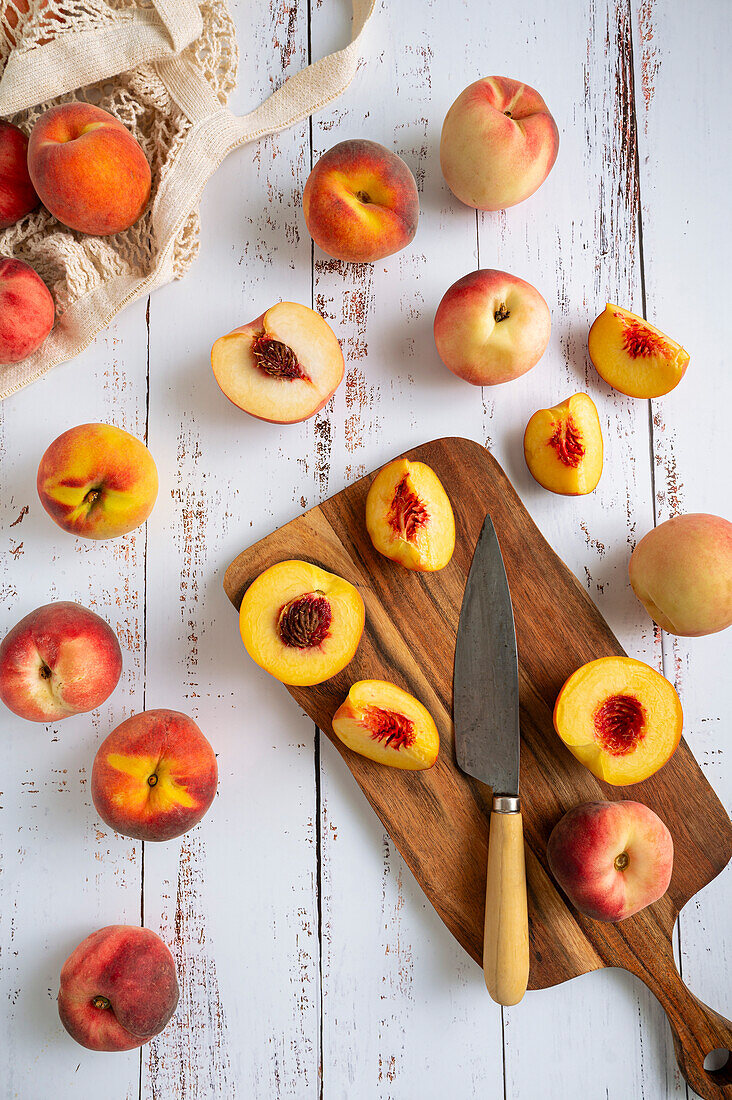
[454,513,529,1005]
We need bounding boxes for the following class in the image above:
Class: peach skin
[524,392,603,495]
[0,256,54,364]
[588,304,689,399]
[332,680,440,770]
[365,457,455,571]
[0,120,39,227]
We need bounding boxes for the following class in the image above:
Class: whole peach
[58,925,178,1051]
[0,120,39,227]
[440,76,559,211]
[629,513,732,637]
[0,256,54,364]
[28,102,151,236]
[303,139,419,263]
[37,422,158,540]
[547,801,673,922]
[0,601,122,722]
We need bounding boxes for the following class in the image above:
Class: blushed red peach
[524,392,603,495]
[0,120,39,227]
[0,256,54,364]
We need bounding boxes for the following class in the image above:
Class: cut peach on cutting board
[211,301,344,423]
[365,457,455,571]
[553,656,683,786]
[523,392,603,495]
[332,679,440,770]
[239,559,364,687]
[588,304,689,399]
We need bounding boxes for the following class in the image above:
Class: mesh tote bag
[0,0,375,399]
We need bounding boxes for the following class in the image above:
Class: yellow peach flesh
[365,457,455,571]
[588,304,689,399]
[523,392,603,495]
[332,679,439,770]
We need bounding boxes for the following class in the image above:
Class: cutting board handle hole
[704,1047,731,1078]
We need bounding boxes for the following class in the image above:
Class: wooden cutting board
[224,436,732,1100]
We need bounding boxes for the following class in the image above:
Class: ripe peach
[523,392,603,495]
[0,256,54,364]
[239,560,365,687]
[303,139,419,263]
[37,422,158,540]
[332,680,440,770]
[365,457,455,571]
[0,601,122,722]
[440,76,559,211]
[434,268,550,386]
[92,709,218,842]
[211,302,344,423]
[0,120,39,227]
[553,656,683,786]
[588,304,689,399]
[28,103,151,236]
[629,513,732,636]
[547,800,673,921]
[58,925,178,1051]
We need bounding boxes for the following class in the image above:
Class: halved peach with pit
[365,458,455,571]
[588,304,690,399]
[553,656,683,786]
[239,560,365,687]
[523,392,603,495]
[332,680,439,769]
[211,301,344,423]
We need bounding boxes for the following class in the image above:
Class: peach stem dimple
[614,852,630,872]
[593,693,646,756]
[147,774,158,787]
[92,996,111,1010]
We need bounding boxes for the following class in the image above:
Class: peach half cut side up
[365,457,455,571]
[588,303,690,399]
[523,392,603,495]
[553,656,683,786]
[332,680,440,770]
[239,560,365,687]
[211,301,344,424]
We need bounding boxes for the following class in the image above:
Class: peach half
[239,560,365,687]
[332,680,439,770]
[365,457,455,572]
[553,657,683,786]
[523,392,603,495]
[211,302,344,423]
[588,304,690,399]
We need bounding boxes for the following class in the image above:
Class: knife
[454,513,529,1006]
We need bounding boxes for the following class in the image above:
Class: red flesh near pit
[615,313,670,359]
[549,416,585,468]
[364,705,416,750]
[593,693,646,756]
[387,476,429,542]
[278,593,331,648]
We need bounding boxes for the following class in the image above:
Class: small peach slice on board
[239,560,365,687]
[588,304,689,399]
[524,392,603,495]
[365,457,455,571]
[211,302,344,423]
[332,680,440,770]
[553,656,683,786]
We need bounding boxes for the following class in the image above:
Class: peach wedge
[524,392,603,495]
[366,457,455,571]
[332,680,440,770]
[588,304,689,399]
[239,560,365,687]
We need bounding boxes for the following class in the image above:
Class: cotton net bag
[0,0,375,399]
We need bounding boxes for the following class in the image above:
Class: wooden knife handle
[483,795,530,1006]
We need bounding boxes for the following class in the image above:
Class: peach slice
[365,457,455,571]
[553,656,683,786]
[211,302,344,424]
[523,392,603,495]
[239,560,365,687]
[588,304,690,399]
[332,680,439,770]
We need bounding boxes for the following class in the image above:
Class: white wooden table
[1,1,730,1096]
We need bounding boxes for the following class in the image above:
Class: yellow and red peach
[28,102,151,236]
[547,800,673,921]
[366,457,455,572]
[0,601,122,722]
[92,709,218,842]
[37,422,158,540]
[58,925,178,1051]
[303,138,419,263]
[553,656,683,786]
[439,76,559,211]
[332,679,440,770]
[629,513,732,637]
[434,268,550,386]
[523,392,603,495]
[239,560,365,687]
[0,120,39,227]
[211,302,344,423]
[588,304,689,399]
[0,256,54,364]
